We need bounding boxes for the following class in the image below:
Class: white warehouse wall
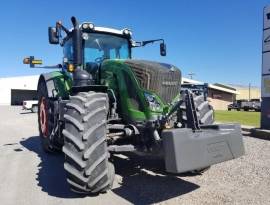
[0,75,39,105]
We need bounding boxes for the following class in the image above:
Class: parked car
[242,99,261,112]
[227,100,247,111]
[228,99,261,112]
[22,100,38,113]
[228,102,240,111]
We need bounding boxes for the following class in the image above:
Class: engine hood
[123,59,182,103]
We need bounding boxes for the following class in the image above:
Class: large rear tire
[179,93,214,126]
[37,80,57,152]
[62,91,115,194]
[179,93,213,174]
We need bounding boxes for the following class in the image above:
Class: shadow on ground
[112,154,200,204]
[20,111,35,115]
[20,136,199,203]
[20,136,81,198]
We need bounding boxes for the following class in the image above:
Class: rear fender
[38,71,72,99]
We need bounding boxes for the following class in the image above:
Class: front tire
[62,91,115,194]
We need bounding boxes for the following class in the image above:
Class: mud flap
[162,124,245,173]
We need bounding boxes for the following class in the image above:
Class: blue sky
[0,0,268,86]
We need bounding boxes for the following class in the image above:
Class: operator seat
[85,62,99,76]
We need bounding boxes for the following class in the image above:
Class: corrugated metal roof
[182,77,239,95]
[208,84,239,94]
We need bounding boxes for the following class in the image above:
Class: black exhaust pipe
[71,16,82,66]
[70,17,93,87]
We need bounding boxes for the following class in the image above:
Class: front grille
[125,60,181,104]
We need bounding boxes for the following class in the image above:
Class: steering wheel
[95,57,104,63]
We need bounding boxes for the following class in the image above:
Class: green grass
[214,110,260,127]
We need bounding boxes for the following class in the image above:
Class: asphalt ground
[0,106,269,205]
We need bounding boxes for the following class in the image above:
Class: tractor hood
[123,60,182,104]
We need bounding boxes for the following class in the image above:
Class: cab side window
[63,39,73,63]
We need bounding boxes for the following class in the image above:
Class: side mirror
[160,42,166,56]
[23,56,42,68]
[48,27,59,44]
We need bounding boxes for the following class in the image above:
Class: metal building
[0,75,38,105]
[182,78,239,110]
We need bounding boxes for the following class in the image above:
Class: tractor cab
[62,25,132,77]
[48,19,166,71]
[47,18,167,90]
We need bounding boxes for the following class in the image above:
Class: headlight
[89,23,94,29]
[82,23,88,29]
[144,92,161,111]
[82,23,95,30]
[122,29,131,36]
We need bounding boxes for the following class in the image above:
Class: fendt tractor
[23,17,244,194]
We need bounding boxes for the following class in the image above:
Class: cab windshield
[83,33,130,64]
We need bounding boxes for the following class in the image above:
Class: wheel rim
[40,97,48,137]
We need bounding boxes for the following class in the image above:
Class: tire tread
[62,91,114,194]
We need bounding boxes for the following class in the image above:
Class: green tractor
[24,17,244,194]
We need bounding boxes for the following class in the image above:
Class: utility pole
[188,73,195,79]
[249,83,251,100]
